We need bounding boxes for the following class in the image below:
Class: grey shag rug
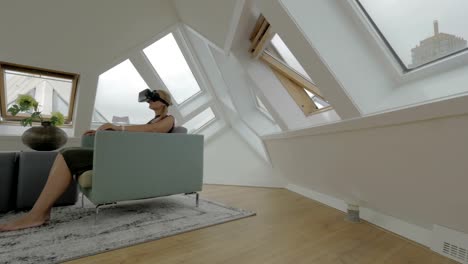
[0,195,255,264]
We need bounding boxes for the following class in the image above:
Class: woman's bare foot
[0,212,50,232]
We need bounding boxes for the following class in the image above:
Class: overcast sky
[360,0,468,65]
[94,33,203,125]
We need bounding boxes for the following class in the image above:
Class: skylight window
[255,95,275,121]
[183,107,215,133]
[357,0,468,70]
[305,90,330,109]
[256,96,269,113]
[268,34,313,82]
[143,33,201,104]
[250,16,331,116]
[0,63,78,124]
[94,60,154,124]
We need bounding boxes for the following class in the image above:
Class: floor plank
[66,185,457,264]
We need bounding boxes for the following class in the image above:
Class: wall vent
[431,225,468,264]
[442,242,468,262]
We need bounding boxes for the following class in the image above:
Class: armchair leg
[184,192,200,207]
[94,204,102,225]
[81,193,84,208]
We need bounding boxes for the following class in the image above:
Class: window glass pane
[358,0,468,69]
[92,110,109,123]
[305,90,330,109]
[183,108,215,133]
[143,33,201,104]
[4,70,72,118]
[256,96,269,113]
[94,60,154,125]
[268,34,313,82]
[52,90,69,114]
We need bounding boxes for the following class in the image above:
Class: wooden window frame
[0,61,79,125]
[249,16,333,116]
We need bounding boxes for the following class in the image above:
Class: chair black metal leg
[196,193,199,207]
[94,204,101,225]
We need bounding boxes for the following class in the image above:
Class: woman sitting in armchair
[0,89,174,231]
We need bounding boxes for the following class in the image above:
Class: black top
[147,115,175,133]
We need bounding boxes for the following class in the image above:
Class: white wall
[173,0,243,52]
[204,129,286,187]
[377,62,468,112]
[0,0,179,140]
[264,94,468,234]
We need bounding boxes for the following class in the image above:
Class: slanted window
[92,29,221,138]
[249,16,332,116]
[356,0,468,70]
[143,33,202,104]
[254,93,275,122]
[268,34,312,82]
[183,107,216,134]
[92,110,109,124]
[94,60,153,125]
[0,62,79,124]
[256,96,269,114]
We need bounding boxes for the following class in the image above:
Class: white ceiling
[0,0,178,74]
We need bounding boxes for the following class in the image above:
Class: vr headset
[138,89,170,106]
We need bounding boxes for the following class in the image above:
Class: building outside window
[356,0,468,71]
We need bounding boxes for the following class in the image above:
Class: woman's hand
[97,123,119,131]
[83,130,96,136]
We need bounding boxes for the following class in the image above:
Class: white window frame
[344,0,468,82]
[0,62,79,125]
[182,103,219,134]
[140,27,206,109]
[91,23,224,137]
[248,85,276,123]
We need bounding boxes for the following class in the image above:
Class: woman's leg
[0,153,72,231]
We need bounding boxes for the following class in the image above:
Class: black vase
[22,121,68,151]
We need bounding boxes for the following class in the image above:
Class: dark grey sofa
[0,152,18,213]
[0,151,78,213]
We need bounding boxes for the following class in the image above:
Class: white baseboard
[286,184,432,247]
[204,180,285,188]
[286,184,348,212]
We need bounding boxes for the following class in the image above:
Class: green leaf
[50,116,58,126]
[20,119,27,126]
[7,105,20,116]
[30,112,41,121]
[50,112,65,126]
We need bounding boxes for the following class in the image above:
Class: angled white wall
[205,129,286,188]
[264,94,468,235]
[173,0,244,52]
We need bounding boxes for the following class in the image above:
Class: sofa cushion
[78,170,93,188]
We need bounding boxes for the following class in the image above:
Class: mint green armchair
[79,130,204,212]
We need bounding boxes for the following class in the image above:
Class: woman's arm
[97,116,174,133]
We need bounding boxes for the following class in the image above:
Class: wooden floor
[67,185,456,264]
